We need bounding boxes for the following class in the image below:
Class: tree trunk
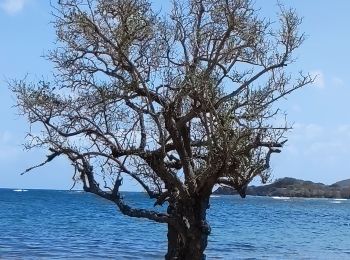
[165,196,211,260]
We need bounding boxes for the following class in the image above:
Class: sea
[1,189,350,259]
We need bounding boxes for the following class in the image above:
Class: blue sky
[0,0,350,190]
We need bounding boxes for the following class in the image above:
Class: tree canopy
[11,0,312,259]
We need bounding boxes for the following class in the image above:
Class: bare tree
[10,0,312,259]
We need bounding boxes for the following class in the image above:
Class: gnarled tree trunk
[165,196,211,260]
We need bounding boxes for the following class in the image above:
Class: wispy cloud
[0,0,28,15]
[310,70,325,89]
[285,123,350,161]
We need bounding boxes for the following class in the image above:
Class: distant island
[214,177,350,199]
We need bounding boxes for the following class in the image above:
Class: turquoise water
[1,189,350,259]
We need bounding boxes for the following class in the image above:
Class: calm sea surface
[1,189,350,259]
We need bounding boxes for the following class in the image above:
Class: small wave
[210,195,221,198]
[271,196,290,200]
[330,200,343,204]
[333,198,347,201]
[13,189,28,192]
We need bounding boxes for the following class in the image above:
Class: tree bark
[165,196,211,260]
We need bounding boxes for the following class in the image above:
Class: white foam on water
[271,196,290,200]
[13,189,28,192]
[330,201,342,204]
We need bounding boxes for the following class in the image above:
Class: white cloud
[286,123,350,159]
[0,0,28,15]
[310,70,325,89]
[273,122,350,184]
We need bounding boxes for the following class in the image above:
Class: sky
[0,0,350,190]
